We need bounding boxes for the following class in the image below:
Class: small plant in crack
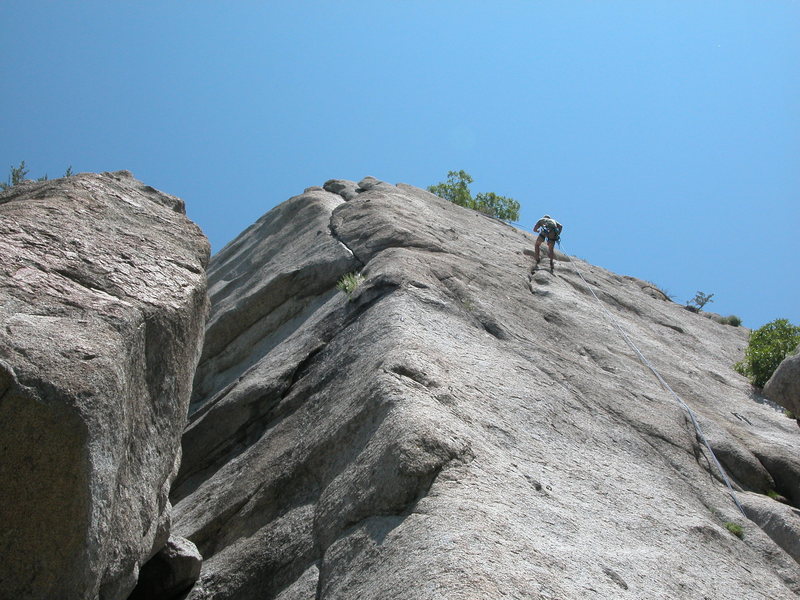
[766,489,789,503]
[724,522,744,539]
[336,272,365,298]
[460,298,475,312]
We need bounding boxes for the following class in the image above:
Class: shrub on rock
[735,318,800,388]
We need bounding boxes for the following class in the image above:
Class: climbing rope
[559,246,747,518]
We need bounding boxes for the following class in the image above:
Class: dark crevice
[657,321,685,334]
[315,566,323,600]
[173,340,330,503]
[328,218,365,268]
[191,290,337,414]
[176,282,407,572]
[171,387,286,503]
[164,255,205,275]
[479,318,507,340]
[366,240,448,256]
[602,566,629,590]
[543,312,565,326]
[176,279,402,503]
[52,267,122,299]
[387,364,436,389]
[340,282,402,330]
[752,448,800,509]
[282,344,327,399]
[731,412,752,425]
[209,380,401,597]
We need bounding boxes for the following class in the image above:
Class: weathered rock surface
[0,172,209,600]
[765,350,800,417]
[174,177,800,599]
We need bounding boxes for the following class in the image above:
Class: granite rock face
[764,351,800,418]
[175,177,800,599]
[0,172,209,600]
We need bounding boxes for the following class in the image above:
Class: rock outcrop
[0,172,209,600]
[765,351,800,418]
[174,178,800,598]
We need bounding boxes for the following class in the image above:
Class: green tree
[734,318,800,388]
[428,170,520,221]
[428,170,474,208]
[474,191,520,221]
[1,161,74,191]
[1,160,29,191]
[687,291,714,312]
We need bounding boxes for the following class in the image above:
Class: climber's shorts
[537,232,559,243]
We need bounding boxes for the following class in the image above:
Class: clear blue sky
[2,2,798,329]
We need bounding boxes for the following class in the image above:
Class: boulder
[0,172,209,600]
[128,535,202,600]
[764,351,800,417]
[174,178,800,599]
[322,179,359,201]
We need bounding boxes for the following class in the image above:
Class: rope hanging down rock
[559,245,747,518]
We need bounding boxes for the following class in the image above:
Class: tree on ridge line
[428,170,520,221]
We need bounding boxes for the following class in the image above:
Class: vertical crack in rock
[328,214,364,268]
[281,344,327,398]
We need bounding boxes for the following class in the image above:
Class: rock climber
[533,215,563,272]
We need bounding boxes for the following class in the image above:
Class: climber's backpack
[540,218,562,241]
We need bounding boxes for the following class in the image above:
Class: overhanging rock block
[0,171,209,600]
